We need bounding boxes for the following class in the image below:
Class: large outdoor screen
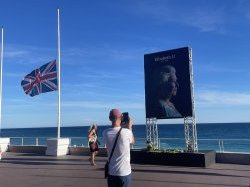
[144,47,193,119]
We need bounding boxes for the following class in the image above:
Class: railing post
[222,140,224,152]
[69,138,71,146]
[21,137,24,146]
[219,140,221,152]
[158,138,161,150]
[36,138,38,146]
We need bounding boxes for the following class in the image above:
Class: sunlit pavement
[0,152,249,187]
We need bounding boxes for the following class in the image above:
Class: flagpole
[57,9,61,139]
[0,26,3,136]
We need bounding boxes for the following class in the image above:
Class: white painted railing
[7,137,250,153]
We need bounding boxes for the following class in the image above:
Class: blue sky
[1,0,250,128]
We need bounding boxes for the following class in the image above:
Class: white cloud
[196,90,250,107]
[236,0,250,20]
[4,72,23,78]
[181,9,225,32]
[5,50,29,58]
[67,46,140,62]
[62,100,144,109]
[77,70,117,80]
[197,63,245,73]
[4,45,56,65]
[136,1,226,33]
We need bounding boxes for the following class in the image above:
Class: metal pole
[57,9,61,139]
[183,48,198,152]
[0,26,4,137]
[219,140,221,152]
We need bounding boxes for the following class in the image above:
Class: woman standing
[88,124,99,166]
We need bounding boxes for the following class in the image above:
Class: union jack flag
[21,60,58,97]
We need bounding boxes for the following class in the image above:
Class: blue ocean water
[1,123,250,152]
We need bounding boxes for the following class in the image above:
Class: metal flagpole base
[146,118,159,150]
[184,117,198,152]
[46,138,70,156]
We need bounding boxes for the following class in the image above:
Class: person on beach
[153,65,182,119]
[103,108,135,187]
[88,124,99,166]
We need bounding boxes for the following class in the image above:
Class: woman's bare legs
[90,152,96,166]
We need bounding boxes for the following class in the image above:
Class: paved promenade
[0,152,250,187]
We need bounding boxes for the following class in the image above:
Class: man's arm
[130,131,135,145]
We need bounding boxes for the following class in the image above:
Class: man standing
[103,108,134,187]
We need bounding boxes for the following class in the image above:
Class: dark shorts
[89,142,99,152]
[107,174,131,187]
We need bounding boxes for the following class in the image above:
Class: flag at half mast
[21,60,58,97]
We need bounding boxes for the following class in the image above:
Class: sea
[1,123,250,153]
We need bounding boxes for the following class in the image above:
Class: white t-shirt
[102,127,133,176]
